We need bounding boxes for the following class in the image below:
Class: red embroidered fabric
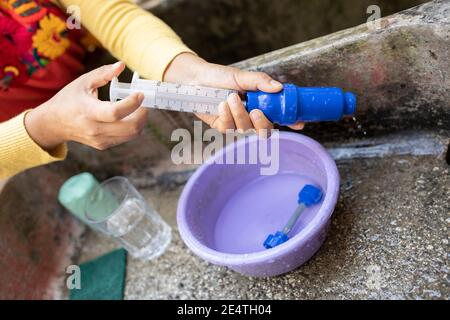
[0,0,98,121]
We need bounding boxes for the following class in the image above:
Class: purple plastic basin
[177,132,340,277]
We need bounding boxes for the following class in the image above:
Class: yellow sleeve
[0,111,67,179]
[57,0,195,80]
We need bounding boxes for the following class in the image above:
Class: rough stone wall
[144,0,429,64]
[234,0,450,141]
[87,0,443,172]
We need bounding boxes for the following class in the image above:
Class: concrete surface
[0,0,448,299]
[77,0,450,176]
[51,0,450,300]
[234,0,450,140]
[141,0,429,64]
[78,153,449,300]
[0,164,85,299]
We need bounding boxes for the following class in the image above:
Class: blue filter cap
[298,184,323,207]
[263,231,290,249]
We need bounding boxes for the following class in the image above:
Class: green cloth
[70,249,127,300]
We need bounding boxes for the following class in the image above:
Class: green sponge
[69,249,127,300]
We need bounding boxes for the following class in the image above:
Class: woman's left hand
[163,53,305,134]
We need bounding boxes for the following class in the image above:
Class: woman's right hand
[25,62,148,151]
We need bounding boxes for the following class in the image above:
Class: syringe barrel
[245,84,357,125]
[110,73,233,115]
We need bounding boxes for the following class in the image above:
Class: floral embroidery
[32,13,70,59]
[0,60,28,89]
[0,0,100,89]
[0,14,31,87]
[2,0,47,25]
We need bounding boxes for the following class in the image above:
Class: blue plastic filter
[246,84,357,125]
[264,184,324,249]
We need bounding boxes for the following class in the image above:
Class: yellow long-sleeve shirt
[0,0,193,179]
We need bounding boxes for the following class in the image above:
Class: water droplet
[352,116,368,136]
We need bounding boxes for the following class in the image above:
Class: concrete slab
[1,0,448,300]
[70,1,450,175]
[234,0,450,140]
[78,153,449,300]
[0,166,85,299]
[141,0,429,64]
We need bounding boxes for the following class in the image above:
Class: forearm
[0,111,67,179]
[57,0,195,80]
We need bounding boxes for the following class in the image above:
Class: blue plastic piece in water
[298,184,323,207]
[263,184,324,249]
[263,231,290,249]
[246,84,357,125]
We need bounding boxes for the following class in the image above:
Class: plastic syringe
[110,72,357,126]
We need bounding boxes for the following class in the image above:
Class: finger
[90,92,144,122]
[195,113,216,128]
[288,121,305,130]
[99,107,148,137]
[249,109,273,137]
[83,61,126,89]
[209,102,235,133]
[93,133,142,150]
[233,70,283,93]
[227,93,253,132]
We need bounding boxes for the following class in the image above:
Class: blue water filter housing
[246,84,357,125]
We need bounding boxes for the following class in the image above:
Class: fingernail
[112,61,123,70]
[228,93,240,107]
[136,93,144,103]
[219,102,227,116]
[250,110,261,121]
[270,79,282,88]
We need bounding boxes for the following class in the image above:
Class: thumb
[234,70,283,93]
[84,61,126,89]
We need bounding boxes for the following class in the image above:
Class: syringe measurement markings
[114,75,234,116]
[157,93,223,105]
[147,88,229,115]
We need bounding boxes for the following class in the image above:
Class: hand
[163,53,305,134]
[25,62,148,151]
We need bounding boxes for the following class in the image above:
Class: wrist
[24,104,65,151]
[163,52,207,84]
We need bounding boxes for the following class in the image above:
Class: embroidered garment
[0,0,98,121]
